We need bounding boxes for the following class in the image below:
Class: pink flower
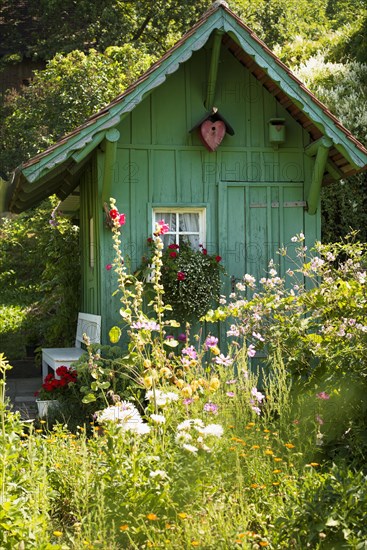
[178,333,187,342]
[118,213,126,226]
[156,220,169,235]
[316,392,330,400]
[247,344,256,358]
[177,271,186,281]
[105,264,113,271]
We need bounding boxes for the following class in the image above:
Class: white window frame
[152,207,206,248]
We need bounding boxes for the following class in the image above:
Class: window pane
[162,234,176,247]
[182,234,200,249]
[179,213,199,233]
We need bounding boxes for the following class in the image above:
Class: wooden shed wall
[93,45,320,342]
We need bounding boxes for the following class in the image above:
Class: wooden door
[219,182,306,293]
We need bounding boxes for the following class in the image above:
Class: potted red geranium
[35,366,78,418]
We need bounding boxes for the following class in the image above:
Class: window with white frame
[153,208,206,249]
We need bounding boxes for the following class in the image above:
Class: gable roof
[6,0,367,213]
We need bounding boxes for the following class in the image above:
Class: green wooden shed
[5,0,367,343]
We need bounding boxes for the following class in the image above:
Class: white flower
[150,414,166,424]
[182,443,198,453]
[202,424,224,437]
[134,423,151,435]
[146,389,179,406]
[177,419,193,431]
[97,402,150,435]
[175,431,192,443]
[149,470,167,478]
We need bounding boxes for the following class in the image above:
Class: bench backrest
[75,313,101,348]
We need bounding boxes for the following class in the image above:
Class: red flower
[109,209,118,219]
[177,271,186,281]
[147,237,153,244]
[106,263,112,271]
[169,251,178,258]
[215,256,222,262]
[202,248,207,255]
[168,244,179,250]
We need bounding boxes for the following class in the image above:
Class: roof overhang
[6,0,367,213]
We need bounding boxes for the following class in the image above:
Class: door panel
[222,183,305,292]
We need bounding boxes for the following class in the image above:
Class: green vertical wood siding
[95,43,319,342]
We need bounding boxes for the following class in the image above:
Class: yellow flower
[310,462,320,467]
[263,429,270,433]
[273,469,282,474]
[165,523,174,529]
[36,429,43,433]
[53,531,62,537]
[160,367,172,378]
[146,513,158,521]
[259,542,269,547]
[119,524,129,531]
[248,422,255,427]
[210,345,220,355]
[285,443,295,449]
[250,483,258,488]
[209,377,220,392]
[178,512,188,519]
[273,457,282,462]
[264,449,274,455]
[190,380,199,392]
[143,375,153,389]
[175,378,185,389]
[40,420,46,424]
[181,385,193,398]
[272,481,280,486]
[252,445,260,449]
[191,541,200,547]
[143,359,152,369]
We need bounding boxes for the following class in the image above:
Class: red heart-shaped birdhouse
[199,120,226,152]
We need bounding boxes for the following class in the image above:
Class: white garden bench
[41,312,101,380]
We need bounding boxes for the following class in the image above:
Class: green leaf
[82,393,97,404]
[164,338,179,348]
[109,326,121,344]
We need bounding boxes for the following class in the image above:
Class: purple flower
[178,333,187,342]
[316,392,330,400]
[316,415,324,425]
[182,346,197,360]
[205,336,219,349]
[226,391,235,397]
[226,379,237,385]
[247,344,256,358]
[251,406,261,416]
[183,398,193,406]
[204,402,218,414]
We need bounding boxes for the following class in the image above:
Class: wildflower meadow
[1,201,367,549]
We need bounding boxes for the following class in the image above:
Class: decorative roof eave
[18,9,225,186]
[8,1,367,213]
[219,10,367,171]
